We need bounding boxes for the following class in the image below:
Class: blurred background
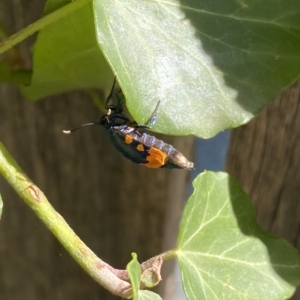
[0,1,299,299]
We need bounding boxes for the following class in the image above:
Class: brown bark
[0,1,192,299]
[226,79,300,299]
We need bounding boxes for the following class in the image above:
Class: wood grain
[226,79,300,299]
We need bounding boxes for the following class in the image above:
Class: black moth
[63,78,194,170]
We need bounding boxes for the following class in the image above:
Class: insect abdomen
[129,132,194,170]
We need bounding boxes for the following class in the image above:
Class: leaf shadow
[227,175,300,290]
[179,0,300,115]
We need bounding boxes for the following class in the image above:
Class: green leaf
[22,0,113,100]
[0,62,31,85]
[0,193,2,220]
[177,172,300,300]
[139,290,163,300]
[127,253,141,299]
[94,0,300,137]
[127,253,163,300]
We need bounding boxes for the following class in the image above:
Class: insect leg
[105,77,124,113]
[105,77,117,109]
[130,101,160,131]
[147,101,160,128]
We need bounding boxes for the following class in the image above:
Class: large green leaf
[94,0,300,137]
[177,172,300,299]
[22,0,113,100]
[21,0,300,136]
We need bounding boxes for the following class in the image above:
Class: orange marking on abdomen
[137,144,144,151]
[145,147,167,168]
[125,135,133,144]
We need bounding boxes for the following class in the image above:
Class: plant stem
[0,0,92,55]
[161,249,177,260]
[0,193,2,220]
[115,250,178,282]
[0,142,132,298]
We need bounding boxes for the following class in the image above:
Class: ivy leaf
[22,0,300,137]
[94,0,300,137]
[22,0,113,100]
[177,172,300,299]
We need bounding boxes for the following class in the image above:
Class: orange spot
[125,135,133,144]
[145,148,167,168]
[137,144,144,151]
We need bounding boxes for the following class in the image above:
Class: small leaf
[127,253,141,299]
[177,172,300,300]
[94,0,300,137]
[22,0,113,100]
[0,193,3,220]
[139,290,163,300]
[127,254,163,300]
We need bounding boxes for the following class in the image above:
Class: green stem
[0,0,92,55]
[0,193,2,220]
[161,249,177,261]
[0,142,132,298]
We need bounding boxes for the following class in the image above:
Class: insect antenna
[62,122,100,134]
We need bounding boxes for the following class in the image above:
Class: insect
[63,78,194,170]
